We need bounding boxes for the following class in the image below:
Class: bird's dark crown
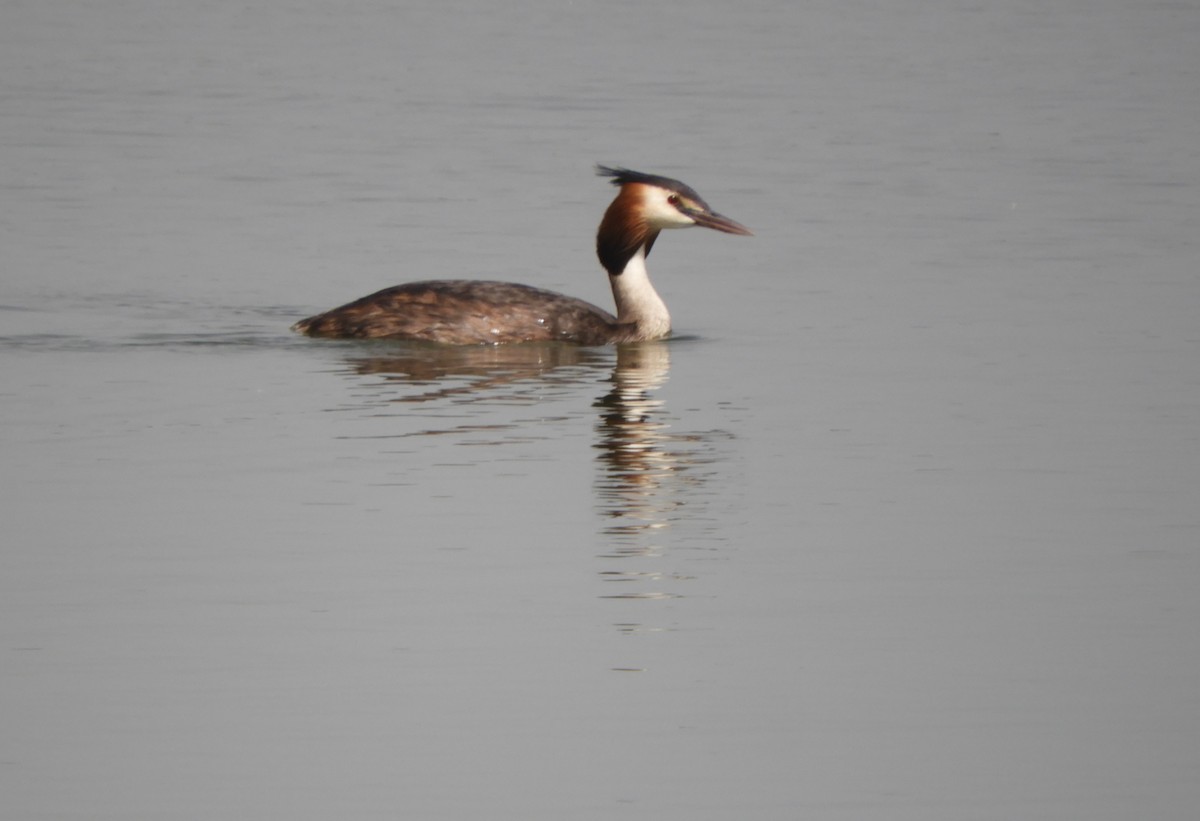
[595,165,710,211]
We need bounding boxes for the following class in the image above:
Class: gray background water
[3,1,1198,818]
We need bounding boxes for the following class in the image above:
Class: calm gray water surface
[3,1,1199,819]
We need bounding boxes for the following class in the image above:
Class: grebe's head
[596,166,753,235]
[595,165,752,275]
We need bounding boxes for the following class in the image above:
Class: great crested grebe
[291,166,752,345]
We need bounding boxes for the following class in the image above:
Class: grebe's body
[293,279,632,345]
[292,166,751,345]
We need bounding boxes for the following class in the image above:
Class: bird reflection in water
[327,341,730,620]
[593,343,728,615]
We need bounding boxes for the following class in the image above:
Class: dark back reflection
[343,342,611,405]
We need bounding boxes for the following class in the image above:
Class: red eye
[667,195,680,205]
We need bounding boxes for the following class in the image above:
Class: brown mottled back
[292,280,626,345]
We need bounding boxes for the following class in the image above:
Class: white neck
[608,246,670,340]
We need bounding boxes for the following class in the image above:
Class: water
[3,1,1199,818]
